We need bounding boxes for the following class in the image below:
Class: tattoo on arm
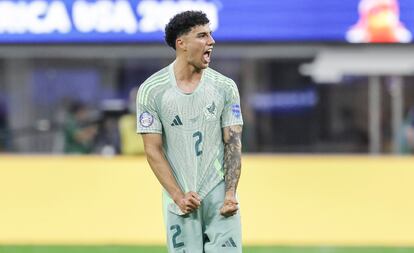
[223,125,242,193]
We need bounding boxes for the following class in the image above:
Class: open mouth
[203,48,213,63]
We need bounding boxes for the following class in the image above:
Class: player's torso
[156,72,226,194]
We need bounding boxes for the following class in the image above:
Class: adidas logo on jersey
[221,237,237,248]
[171,115,183,126]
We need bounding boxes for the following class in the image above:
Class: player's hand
[176,191,201,214]
[220,196,238,217]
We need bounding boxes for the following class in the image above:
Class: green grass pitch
[0,246,413,253]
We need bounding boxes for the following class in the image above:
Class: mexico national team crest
[139,111,154,127]
[204,101,217,121]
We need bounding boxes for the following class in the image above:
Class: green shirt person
[64,103,97,154]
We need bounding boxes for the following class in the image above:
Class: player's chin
[198,62,209,69]
[199,59,210,68]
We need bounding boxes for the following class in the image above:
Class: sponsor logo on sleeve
[139,112,154,127]
[231,104,241,118]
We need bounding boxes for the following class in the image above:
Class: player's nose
[208,34,215,46]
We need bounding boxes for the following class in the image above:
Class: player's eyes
[196,32,213,39]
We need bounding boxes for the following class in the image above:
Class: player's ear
[176,36,187,51]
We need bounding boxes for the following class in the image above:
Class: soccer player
[136,11,243,253]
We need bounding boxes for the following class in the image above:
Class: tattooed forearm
[223,125,242,193]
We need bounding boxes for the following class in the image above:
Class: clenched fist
[220,196,238,217]
[176,191,201,214]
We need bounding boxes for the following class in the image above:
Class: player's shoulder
[205,68,238,90]
[137,66,171,104]
[140,66,170,89]
[205,67,232,83]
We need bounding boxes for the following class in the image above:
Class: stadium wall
[0,155,413,246]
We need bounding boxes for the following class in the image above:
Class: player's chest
[159,89,224,129]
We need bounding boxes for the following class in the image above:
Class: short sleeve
[136,86,162,134]
[221,79,243,127]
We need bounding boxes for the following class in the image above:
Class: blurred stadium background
[1,0,414,252]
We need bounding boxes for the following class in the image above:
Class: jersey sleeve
[221,79,244,127]
[136,85,163,134]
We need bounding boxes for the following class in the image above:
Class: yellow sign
[0,155,413,246]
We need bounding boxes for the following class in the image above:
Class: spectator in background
[63,102,98,154]
[398,107,414,154]
[94,110,121,156]
[118,87,145,155]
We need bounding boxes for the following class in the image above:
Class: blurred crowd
[61,87,145,156]
[1,86,414,156]
[0,87,145,156]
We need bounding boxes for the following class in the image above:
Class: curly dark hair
[165,11,210,50]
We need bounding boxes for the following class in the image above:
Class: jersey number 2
[193,131,203,156]
[170,224,184,248]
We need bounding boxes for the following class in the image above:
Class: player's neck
[173,58,203,92]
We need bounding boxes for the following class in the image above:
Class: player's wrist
[224,190,236,199]
[171,190,185,204]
